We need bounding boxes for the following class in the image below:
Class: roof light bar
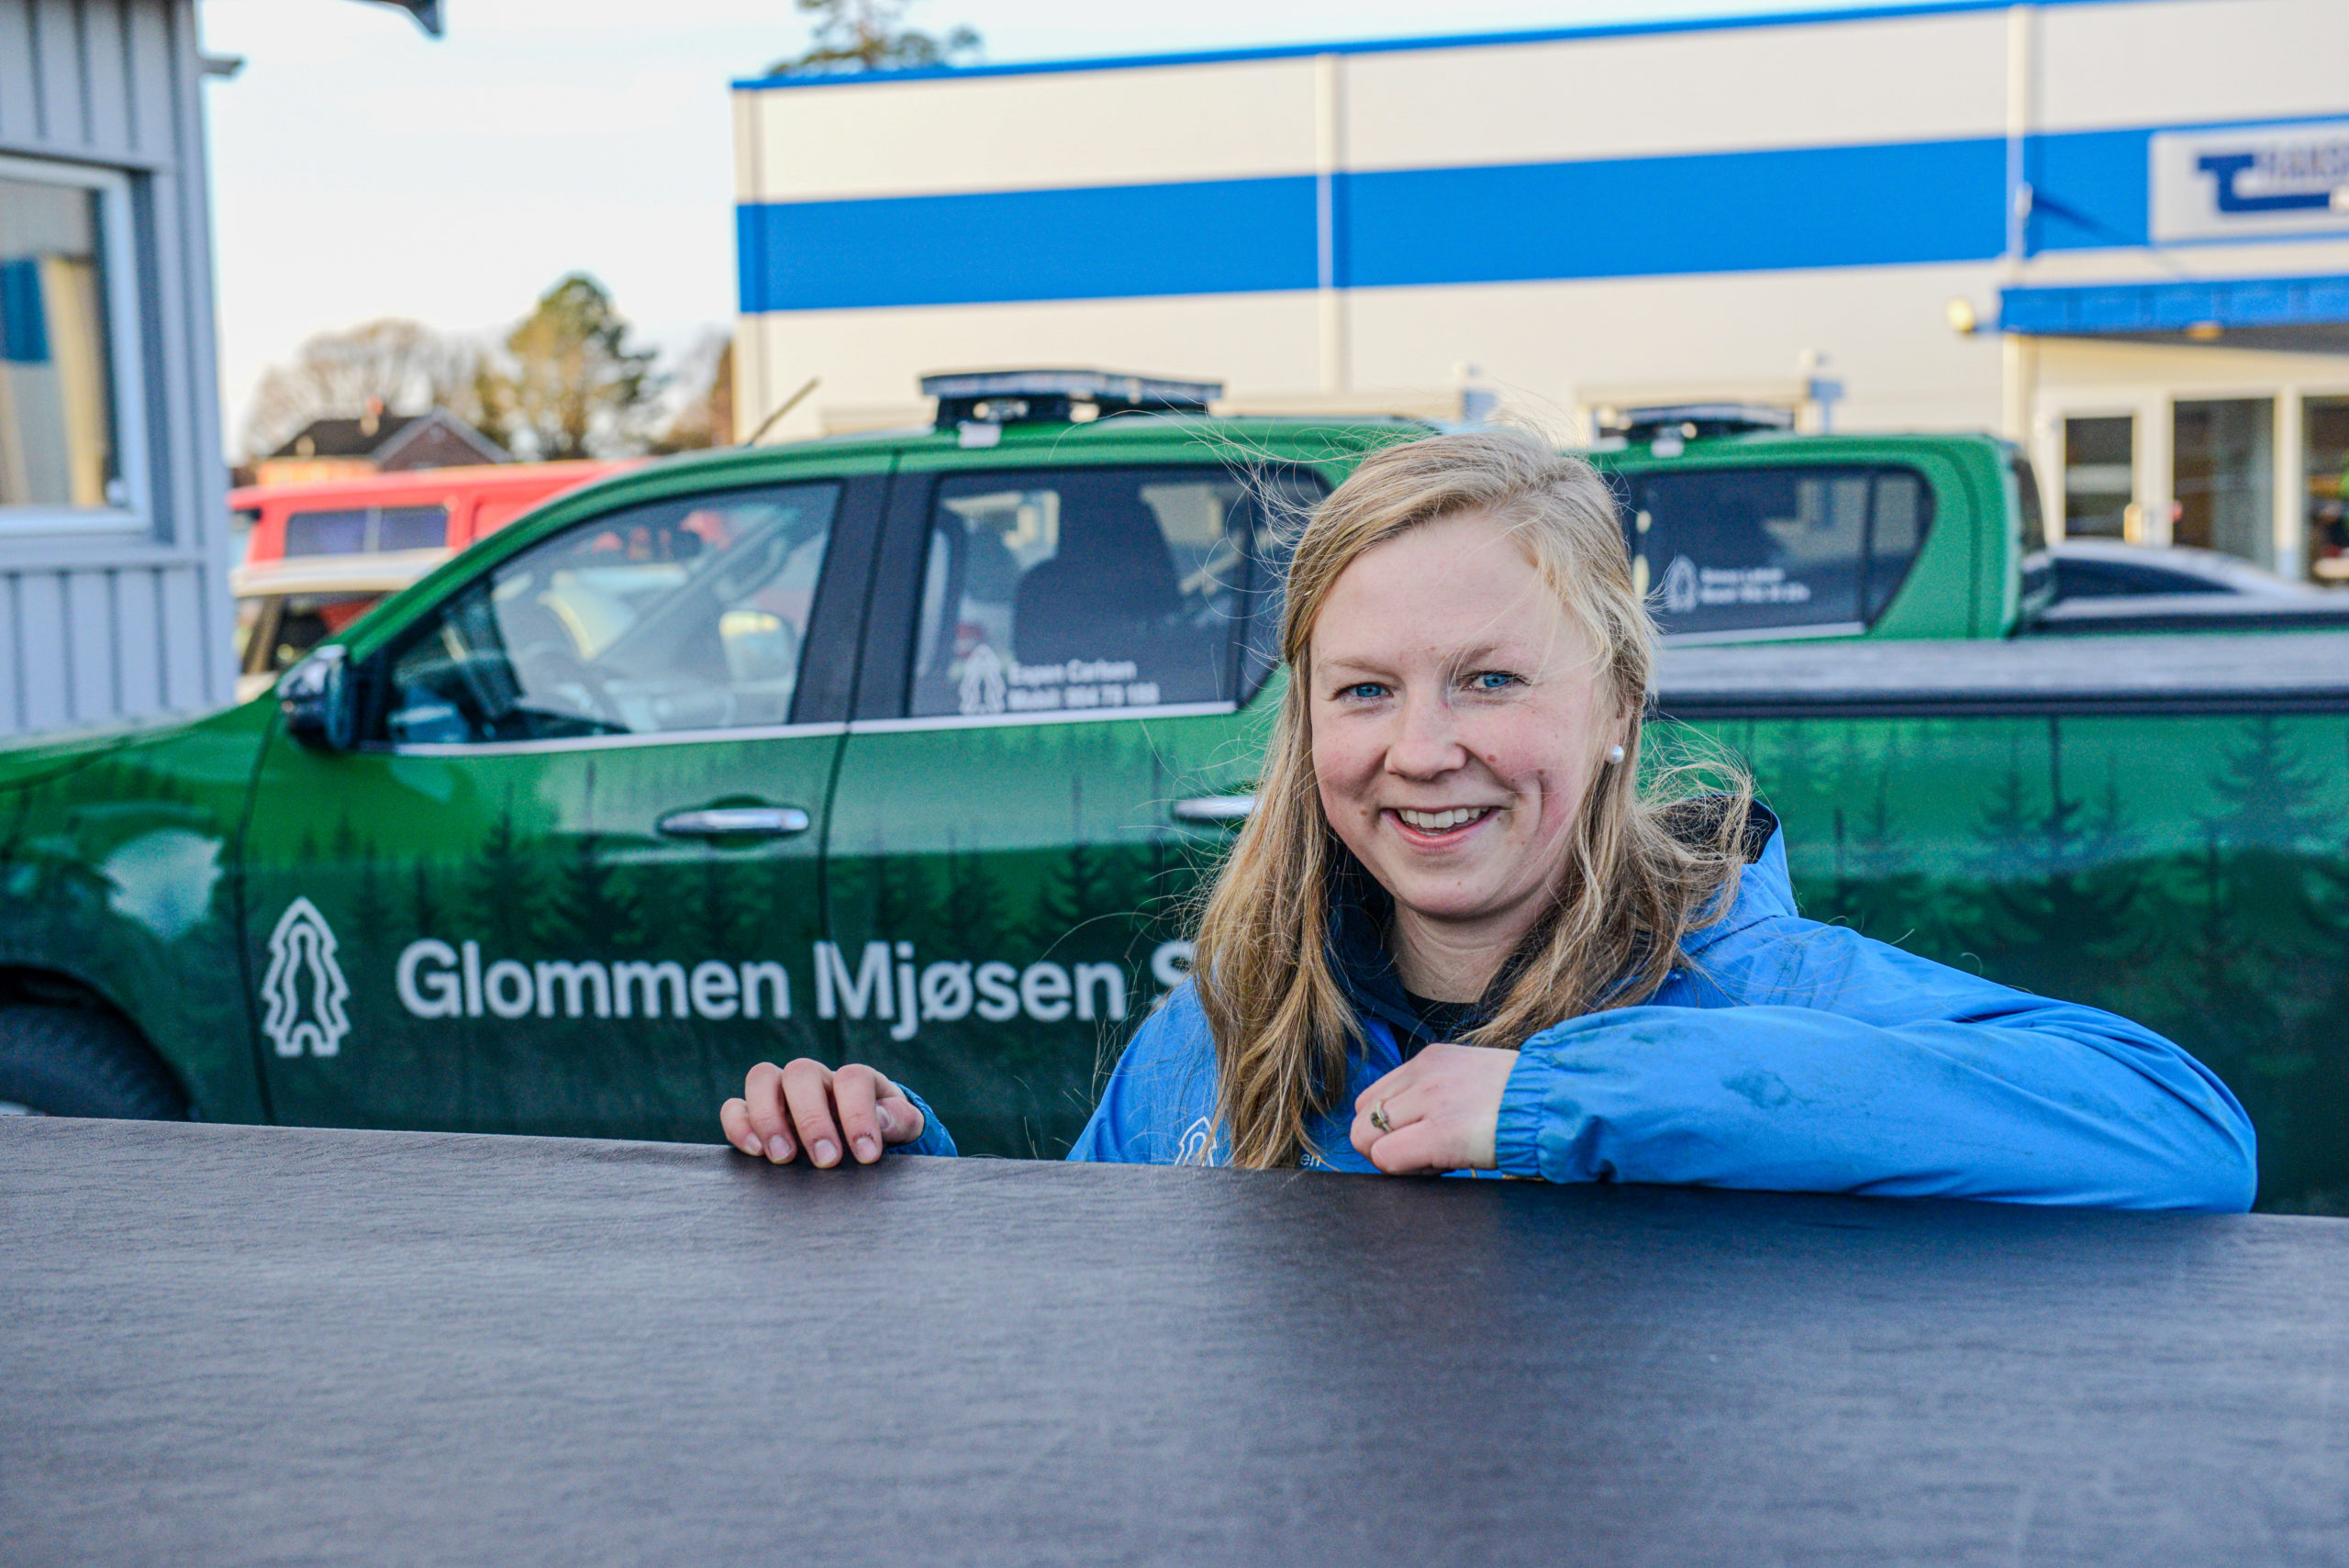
[920,369,1225,429]
[1598,404,1795,444]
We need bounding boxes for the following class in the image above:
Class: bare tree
[243,319,477,458]
[769,0,979,74]
[651,332,736,452]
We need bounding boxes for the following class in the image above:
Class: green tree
[351,845,394,951]
[1949,752,2146,1000]
[768,0,979,74]
[548,832,642,953]
[2201,717,2328,852]
[475,274,662,461]
[466,798,539,954]
[409,862,438,942]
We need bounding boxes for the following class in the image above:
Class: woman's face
[1308,510,1623,975]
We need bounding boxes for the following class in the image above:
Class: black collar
[1322,797,1779,1051]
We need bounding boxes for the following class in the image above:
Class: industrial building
[733,0,2349,579]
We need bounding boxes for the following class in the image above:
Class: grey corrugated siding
[0,0,239,738]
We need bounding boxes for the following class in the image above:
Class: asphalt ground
[4,1117,2346,1566]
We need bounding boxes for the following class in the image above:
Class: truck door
[823,459,1318,1157]
[237,473,883,1140]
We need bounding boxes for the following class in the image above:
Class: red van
[232,460,640,567]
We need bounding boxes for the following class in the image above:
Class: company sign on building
[2152,119,2349,243]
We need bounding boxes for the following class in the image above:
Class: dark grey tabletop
[5,1118,2346,1567]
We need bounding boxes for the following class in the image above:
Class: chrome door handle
[1171,795,1254,824]
[656,806,811,839]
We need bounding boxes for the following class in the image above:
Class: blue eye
[1470,671,1520,692]
[1342,682,1388,701]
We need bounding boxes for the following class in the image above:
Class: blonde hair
[1192,427,1753,1169]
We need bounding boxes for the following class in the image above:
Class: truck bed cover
[1658,631,2349,717]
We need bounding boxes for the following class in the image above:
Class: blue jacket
[899,826,2257,1212]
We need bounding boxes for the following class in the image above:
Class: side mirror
[279,645,358,751]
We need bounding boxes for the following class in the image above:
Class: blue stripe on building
[2026,128,2151,251]
[1343,139,2006,288]
[737,128,2168,313]
[737,177,1320,312]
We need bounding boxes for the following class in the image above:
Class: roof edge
[732,0,2175,93]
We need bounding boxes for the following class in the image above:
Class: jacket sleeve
[1066,982,1221,1165]
[1491,916,2258,1212]
[887,1084,958,1159]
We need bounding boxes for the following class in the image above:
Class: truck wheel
[0,1006,189,1120]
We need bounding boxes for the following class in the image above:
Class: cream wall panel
[2038,0,2349,131]
[740,293,1325,441]
[1343,265,2007,435]
[1344,11,2007,172]
[2034,336,2349,413]
[739,58,1321,203]
[2013,237,2349,287]
[745,261,2013,448]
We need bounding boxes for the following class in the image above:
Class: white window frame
[0,152,152,539]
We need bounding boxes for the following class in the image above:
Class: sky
[197,0,1881,454]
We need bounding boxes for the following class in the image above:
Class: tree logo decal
[261,897,351,1059]
[958,642,1008,717]
[1661,554,1700,617]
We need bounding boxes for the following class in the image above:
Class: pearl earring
[1609,744,1626,764]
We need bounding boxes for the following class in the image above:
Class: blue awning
[2000,273,2349,349]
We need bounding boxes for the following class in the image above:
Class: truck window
[907,467,1299,718]
[1628,464,1934,639]
[2009,457,2047,555]
[378,483,840,744]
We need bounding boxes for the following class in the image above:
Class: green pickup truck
[6,375,2346,1209]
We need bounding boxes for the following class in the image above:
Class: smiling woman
[723,428,2260,1212]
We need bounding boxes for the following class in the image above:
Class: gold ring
[1369,1102,1392,1134]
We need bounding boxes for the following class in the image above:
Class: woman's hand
[721,1060,927,1168]
[1351,1043,1517,1173]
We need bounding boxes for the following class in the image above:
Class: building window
[2174,399,2275,569]
[2304,396,2349,584]
[0,156,144,532]
[2062,416,2134,540]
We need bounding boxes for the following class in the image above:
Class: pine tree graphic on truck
[261,897,351,1059]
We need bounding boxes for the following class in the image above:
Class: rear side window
[907,467,1313,719]
[1626,465,1934,639]
[2009,457,2048,555]
[284,503,450,556]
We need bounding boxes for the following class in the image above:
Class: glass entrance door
[2174,399,2275,567]
[2304,395,2349,583]
[2062,415,2135,540]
